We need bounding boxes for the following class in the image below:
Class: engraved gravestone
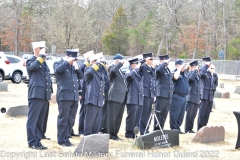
[135,130,179,149]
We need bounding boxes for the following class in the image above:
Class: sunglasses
[149,58,153,60]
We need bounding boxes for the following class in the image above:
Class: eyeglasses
[211,68,215,69]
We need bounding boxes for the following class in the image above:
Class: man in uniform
[26,41,52,150]
[54,49,83,147]
[155,55,173,130]
[185,60,200,133]
[170,59,189,134]
[108,53,127,140]
[83,55,105,135]
[197,57,214,130]
[125,58,143,139]
[139,53,156,135]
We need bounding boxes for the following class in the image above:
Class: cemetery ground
[0,79,240,160]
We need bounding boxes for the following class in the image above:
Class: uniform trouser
[57,100,78,144]
[135,105,143,127]
[170,94,187,130]
[78,98,85,135]
[107,101,125,136]
[154,97,170,130]
[27,99,48,146]
[197,99,213,130]
[139,96,154,135]
[42,102,49,138]
[125,104,139,138]
[100,100,108,133]
[84,104,103,136]
[185,102,199,131]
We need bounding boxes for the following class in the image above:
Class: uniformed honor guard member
[54,49,83,147]
[185,60,200,133]
[197,57,214,130]
[125,58,144,139]
[155,54,173,130]
[83,55,105,135]
[108,53,127,140]
[78,51,93,135]
[139,53,156,135]
[170,59,189,134]
[99,60,110,134]
[26,41,52,150]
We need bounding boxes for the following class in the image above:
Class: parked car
[0,52,10,82]
[5,55,28,84]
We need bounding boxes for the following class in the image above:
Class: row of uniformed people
[26,40,216,150]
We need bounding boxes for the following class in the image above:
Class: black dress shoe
[59,143,71,147]
[115,135,123,140]
[29,145,41,150]
[110,135,118,140]
[71,133,79,137]
[179,130,185,134]
[42,136,51,140]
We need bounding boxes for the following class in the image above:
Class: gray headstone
[214,91,222,98]
[219,83,224,88]
[5,105,29,117]
[74,134,109,157]
[0,82,8,91]
[135,130,179,149]
[234,86,240,94]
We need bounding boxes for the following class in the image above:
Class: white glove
[73,61,79,70]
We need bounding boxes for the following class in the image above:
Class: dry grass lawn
[0,79,240,160]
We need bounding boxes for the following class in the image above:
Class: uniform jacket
[139,63,156,98]
[108,62,127,103]
[172,69,189,96]
[187,70,201,104]
[26,56,52,100]
[155,62,173,99]
[126,68,144,105]
[78,63,88,99]
[99,65,109,101]
[84,67,105,107]
[199,64,214,101]
[54,59,83,101]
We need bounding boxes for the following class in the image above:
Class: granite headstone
[74,134,110,157]
[135,130,179,149]
[5,105,29,117]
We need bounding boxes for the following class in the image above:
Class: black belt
[173,91,186,97]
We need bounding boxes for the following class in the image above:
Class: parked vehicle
[0,52,10,82]
[5,55,28,84]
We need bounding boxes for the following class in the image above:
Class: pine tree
[102,7,129,55]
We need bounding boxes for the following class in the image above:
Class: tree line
[0,0,240,60]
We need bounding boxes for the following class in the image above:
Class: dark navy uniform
[139,53,156,135]
[84,63,105,135]
[125,58,144,138]
[197,59,214,130]
[170,60,189,132]
[99,63,110,133]
[54,52,83,146]
[78,62,90,135]
[155,56,173,130]
[185,61,201,133]
[108,54,127,140]
[26,55,52,147]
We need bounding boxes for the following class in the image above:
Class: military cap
[66,49,78,58]
[142,53,153,59]
[128,58,139,65]
[175,59,184,65]
[159,54,169,60]
[189,60,199,67]
[113,53,124,60]
[31,41,47,49]
[202,57,211,62]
